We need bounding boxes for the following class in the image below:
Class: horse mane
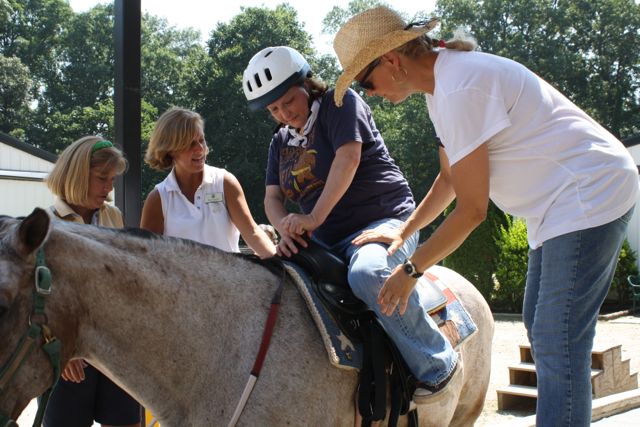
[47,217,283,279]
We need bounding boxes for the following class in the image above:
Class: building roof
[0,131,57,163]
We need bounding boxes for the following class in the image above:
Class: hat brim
[333,21,438,106]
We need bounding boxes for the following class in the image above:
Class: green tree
[493,215,529,313]
[0,54,31,136]
[141,14,207,113]
[0,0,73,101]
[443,202,509,301]
[611,239,639,307]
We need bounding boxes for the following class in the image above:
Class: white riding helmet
[243,46,312,111]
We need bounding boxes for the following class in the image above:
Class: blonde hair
[46,136,128,206]
[396,27,477,58]
[145,107,206,170]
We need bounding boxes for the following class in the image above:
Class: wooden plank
[591,388,640,422]
[497,384,538,398]
[497,385,538,411]
[495,388,640,426]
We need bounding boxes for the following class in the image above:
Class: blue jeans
[318,217,457,386]
[523,208,634,427]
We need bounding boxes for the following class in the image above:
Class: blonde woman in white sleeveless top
[140,107,276,258]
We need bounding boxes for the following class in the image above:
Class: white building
[0,132,56,217]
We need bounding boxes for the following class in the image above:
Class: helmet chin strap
[286,98,322,148]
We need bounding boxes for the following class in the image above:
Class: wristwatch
[402,259,423,279]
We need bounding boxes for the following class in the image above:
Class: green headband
[92,140,113,153]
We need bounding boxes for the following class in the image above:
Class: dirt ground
[475,313,640,426]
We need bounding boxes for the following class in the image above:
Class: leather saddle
[288,240,369,342]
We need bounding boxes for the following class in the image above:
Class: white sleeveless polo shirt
[156,165,240,252]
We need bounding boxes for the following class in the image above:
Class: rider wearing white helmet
[243,46,312,111]
[243,46,461,406]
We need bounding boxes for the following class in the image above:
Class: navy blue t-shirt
[266,88,415,245]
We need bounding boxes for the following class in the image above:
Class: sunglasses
[356,58,382,91]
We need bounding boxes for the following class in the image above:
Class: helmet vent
[246,81,253,92]
[254,73,262,88]
[265,68,272,81]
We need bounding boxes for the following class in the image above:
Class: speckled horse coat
[0,208,493,426]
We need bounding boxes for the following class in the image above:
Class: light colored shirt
[155,164,240,252]
[426,49,639,248]
[51,199,123,228]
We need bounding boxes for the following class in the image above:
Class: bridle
[0,248,62,427]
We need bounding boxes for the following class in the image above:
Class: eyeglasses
[356,58,381,91]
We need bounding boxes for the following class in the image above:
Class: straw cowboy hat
[333,6,439,106]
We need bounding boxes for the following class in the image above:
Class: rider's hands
[275,213,321,257]
[377,264,417,316]
[276,232,308,257]
[351,227,405,256]
[281,213,321,236]
[61,359,88,383]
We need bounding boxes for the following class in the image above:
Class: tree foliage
[0,54,30,136]
[443,202,509,301]
[493,216,529,313]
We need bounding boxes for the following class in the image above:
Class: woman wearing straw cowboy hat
[242,45,461,405]
[334,6,639,427]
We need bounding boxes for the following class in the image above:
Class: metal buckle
[34,265,52,295]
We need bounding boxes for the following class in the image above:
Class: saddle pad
[283,262,478,370]
[423,271,478,348]
[283,261,364,370]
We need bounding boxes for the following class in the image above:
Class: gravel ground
[476,313,640,426]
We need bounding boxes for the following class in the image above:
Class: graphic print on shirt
[279,133,324,202]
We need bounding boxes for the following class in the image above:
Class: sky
[67,0,437,55]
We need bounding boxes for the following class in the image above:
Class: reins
[227,265,286,427]
[0,248,62,427]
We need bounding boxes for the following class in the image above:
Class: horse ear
[17,208,51,256]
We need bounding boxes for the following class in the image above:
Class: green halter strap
[0,248,62,427]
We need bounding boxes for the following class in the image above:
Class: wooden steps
[497,343,638,411]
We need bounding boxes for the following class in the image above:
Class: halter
[0,248,62,427]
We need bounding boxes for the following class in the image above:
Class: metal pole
[114,0,141,227]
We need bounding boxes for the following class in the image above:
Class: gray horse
[0,208,493,426]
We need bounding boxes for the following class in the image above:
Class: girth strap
[358,317,388,426]
[358,317,419,427]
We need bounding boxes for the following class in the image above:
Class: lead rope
[227,269,286,427]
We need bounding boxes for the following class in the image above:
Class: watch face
[403,261,415,275]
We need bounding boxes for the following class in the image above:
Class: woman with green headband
[43,135,141,427]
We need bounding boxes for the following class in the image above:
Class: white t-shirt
[156,164,240,252]
[426,49,638,248]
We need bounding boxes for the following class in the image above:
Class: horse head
[0,208,57,423]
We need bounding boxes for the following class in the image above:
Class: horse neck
[42,223,279,419]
